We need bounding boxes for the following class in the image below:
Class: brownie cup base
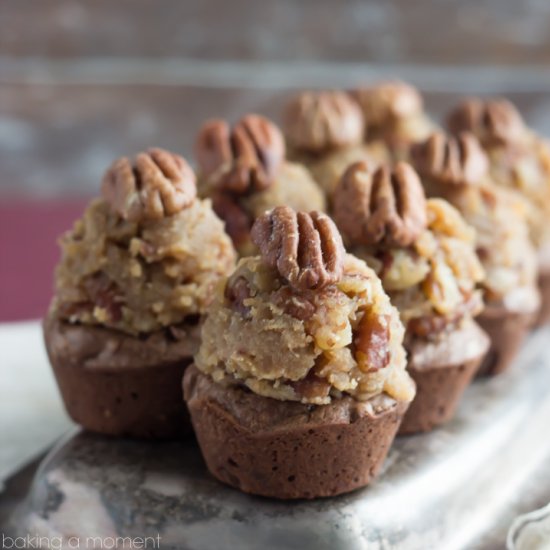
[44,315,199,439]
[477,305,537,377]
[399,320,489,435]
[534,269,550,327]
[183,365,409,500]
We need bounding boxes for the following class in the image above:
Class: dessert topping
[411,131,488,186]
[195,114,285,194]
[447,98,526,146]
[251,206,344,290]
[333,161,427,247]
[352,81,423,127]
[101,148,196,222]
[283,91,364,153]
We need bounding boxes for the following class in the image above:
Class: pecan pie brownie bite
[351,81,436,161]
[333,162,490,434]
[194,114,325,256]
[411,132,541,375]
[184,206,415,499]
[283,90,389,204]
[447,98,550,325]
[44,148,236,438]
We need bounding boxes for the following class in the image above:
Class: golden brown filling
[445,185,539,309]
[195,114,326,256]
[195,254,415,405]
[411,131,540,310]
[53,197,236,335]
[305,143,390,201]
[486,139,550,249]
[350,199,485,336]
[446,99,550,250]
[198,162,326,256]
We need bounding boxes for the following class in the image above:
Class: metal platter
[2,328,549,549]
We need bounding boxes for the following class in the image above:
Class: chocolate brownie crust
[398,358,481,435]
[44,315,198,438]
[184,366,409,499]
[535,268,550,327]
[399,320,490,434]
[477,304,537,376]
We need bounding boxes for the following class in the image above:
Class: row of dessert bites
[192,84,545,378]
[186,87,547,496]
[43,82,548,499]
[44,152,414,497]
[282,85,546,372]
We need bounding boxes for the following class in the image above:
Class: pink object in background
[0,199,88,322]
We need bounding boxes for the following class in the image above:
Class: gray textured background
[2,0,550,197]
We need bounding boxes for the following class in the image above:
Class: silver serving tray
[4,327,550,549]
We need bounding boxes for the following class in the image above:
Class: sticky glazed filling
[447,185,540,308]
[307,144,390,200]
[195,254,415,406]
[352,199,485,339]
[53,198,236,335]
[198,162,326,256]
[486,136,550,248]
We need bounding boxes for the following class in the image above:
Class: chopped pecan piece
[101,148,196,222]
[447,98,526,146]
[352,81,423,128]
[291,371,332,401]
[407,291,483,338]
[333,161,428,247]
[411,131,488,187]
[251,206,344,291]
[354,312,391,372]
[271,286,316,321]
[194,114,285,194]
[225,276,253,316]
[82,272,123,323]
[211,192,253,248]
[283,91,364,153]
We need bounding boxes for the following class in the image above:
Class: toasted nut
[271,286,316,321]
[355,312,391,372]
[81,273,122,323]
[194,114,285,194]
[283,91,364,153]
[225,275,253,316]
[291,371,332,401]
[333,161,427,247]
[211,192,253,248]
[251,206,344,290]
[447,98,526,146]
[352,81,423,128]
[411,131,488,186]
[101,148,196,222]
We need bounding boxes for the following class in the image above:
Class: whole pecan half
[283,91,364,153]
[250,206,344,290]
[101,148,196,222]
[194,114,285,194]
[411,131,489,187]
[447,98,526,146]
[333,161,427,247]
[352,81,423,128]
